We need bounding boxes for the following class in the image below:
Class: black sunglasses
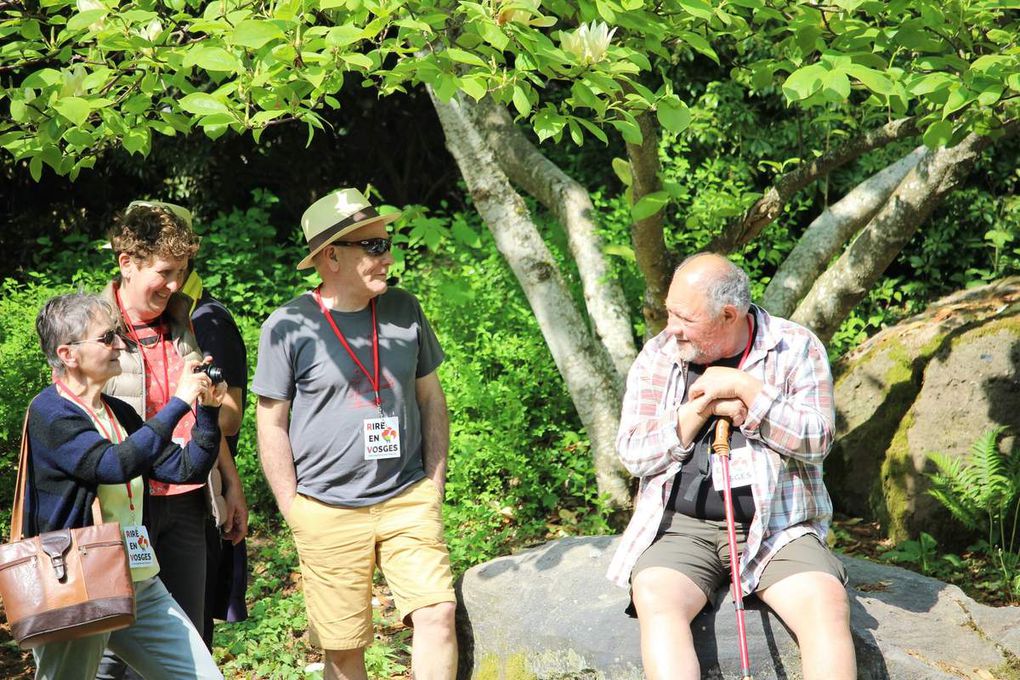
[332,238,392,256]
[69,328,127,348]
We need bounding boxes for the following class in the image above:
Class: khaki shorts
[632,511,846,604]
[286,477,456,650]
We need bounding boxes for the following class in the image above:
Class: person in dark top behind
[181,262,250,645]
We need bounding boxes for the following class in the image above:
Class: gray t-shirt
[252,287,444,507]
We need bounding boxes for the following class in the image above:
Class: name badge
[712,445,754,491]
[363,416,401,460]
[123,525,156,570]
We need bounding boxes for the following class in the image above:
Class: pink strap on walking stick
[713,418,754,680]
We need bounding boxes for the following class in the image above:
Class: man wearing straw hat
[608,253,855,680]
[253,188,456,680]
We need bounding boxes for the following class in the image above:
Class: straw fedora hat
[297,188,400,270]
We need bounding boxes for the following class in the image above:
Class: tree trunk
[762,147,926,317]
[791,133,998,342]
[429,89,631,509]
[471,99,636,385]
[627,111,672,337]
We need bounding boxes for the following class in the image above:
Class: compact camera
[193,363,224,385]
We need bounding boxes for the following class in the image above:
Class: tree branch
[626,110,672,337]
[710,116,920,253]
[761,146,927,317]
[470,97,637,384]
[791,120,1019,343]
[429,89,631,508]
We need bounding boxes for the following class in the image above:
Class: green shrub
[0,279,78,533]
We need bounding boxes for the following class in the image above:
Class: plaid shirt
[607,306,835,594]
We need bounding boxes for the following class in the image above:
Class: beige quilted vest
[101,281,227,526]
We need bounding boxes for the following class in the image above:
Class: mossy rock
[828,277,1020,546]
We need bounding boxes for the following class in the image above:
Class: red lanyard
[313,287,382,409]
[115,286,171,408]
[736,315,755,370]
[54,380,135,511]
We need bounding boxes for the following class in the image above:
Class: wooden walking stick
[713,418,753,680]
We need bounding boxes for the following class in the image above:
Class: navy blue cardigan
[22,384,221,537]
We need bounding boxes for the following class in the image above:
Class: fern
[927,427,1020,598]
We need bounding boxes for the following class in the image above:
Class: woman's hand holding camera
[177,359,227,406]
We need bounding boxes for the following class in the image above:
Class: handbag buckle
[40,530,73,582]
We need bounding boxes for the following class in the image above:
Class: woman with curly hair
[97,202,247,680]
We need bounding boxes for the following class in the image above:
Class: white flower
[59,65,87,98]
[561,21,617,65]
[74,0,108,30]
[138,18,163,42]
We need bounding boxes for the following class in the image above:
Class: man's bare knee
[632,567,706,622]
[410,601,456,632]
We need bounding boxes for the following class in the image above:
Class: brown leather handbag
[0,406,135,649]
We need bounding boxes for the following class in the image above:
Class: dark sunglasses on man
[332,237,392,256]
[68,328,128,348]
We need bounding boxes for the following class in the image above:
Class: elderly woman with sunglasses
[24,292,224,679]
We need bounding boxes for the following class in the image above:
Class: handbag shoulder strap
[10,397,107,542]
[10,402,33,542]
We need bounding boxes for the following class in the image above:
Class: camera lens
[194,363,225,385]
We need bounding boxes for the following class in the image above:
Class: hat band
[307,207,381,253]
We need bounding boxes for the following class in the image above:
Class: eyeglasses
[332,238,392,256]
[69,329,127,348]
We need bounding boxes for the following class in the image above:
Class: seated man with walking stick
[607,253,856,680]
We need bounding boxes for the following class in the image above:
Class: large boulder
[827,276,1020,544]
[456,536,1020,679]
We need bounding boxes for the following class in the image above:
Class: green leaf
[451,220,481,248]
[631,191,669,221]
[29,155,43,182]
[326,24,364,46]
[942,86,972,117]
[678,0,713,20]
[611,157,632,186]
[923,119,954,148]
[66,9,106,32]
[53,96,92,126]
[534,107,566,142]
[574,116,608,144]
[22,68,62,89]
[63,128,94,148]
[512,85,532,117]
[445,48,486,67]
[478,22,509,51]
[570,81,600,110]
[782,63,827,101]
[250,109,288,126]
[178,92,230,116]
[230,20,285,49]
[679,31,719,64]
[909,72,955,96]
[656,96,691,133]
[822,70,851,100]
[341,53,375,70]
[610,117,642,144]
[595,0,617,22]
[187,46,241,73]
[122,126,151,155]
[459,76,487,101]
[604,243,635,262]
[846,63,895,95]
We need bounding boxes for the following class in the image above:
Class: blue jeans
[32,577,221,680]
